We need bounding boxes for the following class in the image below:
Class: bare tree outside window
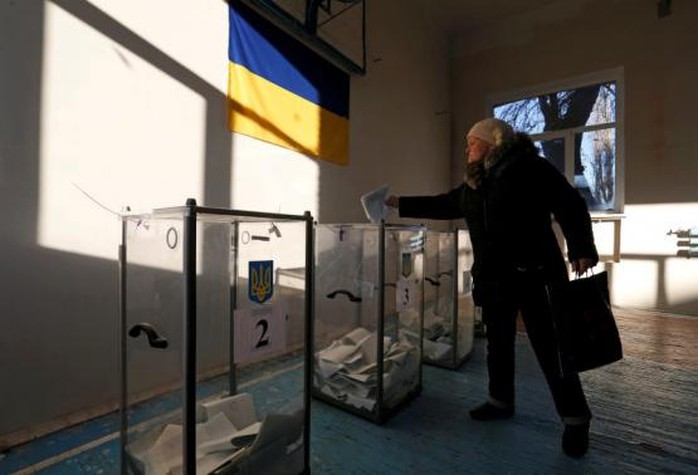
[494,82,617,212]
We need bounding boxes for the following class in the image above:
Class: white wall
[0,0,450,444]
[451,0,698,315]
[318,0,452,225]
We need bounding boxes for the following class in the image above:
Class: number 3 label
[234,306,286,363]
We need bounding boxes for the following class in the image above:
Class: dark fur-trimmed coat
[399,133,598,303]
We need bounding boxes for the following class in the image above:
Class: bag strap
[573,267,595,280]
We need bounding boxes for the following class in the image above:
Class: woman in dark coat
[387,118,598,458]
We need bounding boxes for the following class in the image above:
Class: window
[490,71,623,213]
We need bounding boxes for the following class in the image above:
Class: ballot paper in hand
[360,185,389,223]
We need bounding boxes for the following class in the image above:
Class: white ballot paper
[360,185,389,223]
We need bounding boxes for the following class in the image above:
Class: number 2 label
[255,319,270,348]
[233,306,286,363]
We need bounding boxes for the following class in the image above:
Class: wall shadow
[0,0,235,446]
[2,0,342,448]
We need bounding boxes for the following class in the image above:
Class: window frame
[485,67,625,214]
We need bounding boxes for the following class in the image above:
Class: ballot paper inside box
[422,230,476,369]
[125,393,305,475]
[313,223,425,423]
[119,202,312,474]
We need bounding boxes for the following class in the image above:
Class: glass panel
[313,224,423,417]
[588,83,616,126]
[455,230,475,362]
[124,216,185,475]
[423,231,456,365]
[314,224,381,413]
[576,128,617,212]
[422,230,475,368]
[122,211,308,475]
[383,227,423,410]
[534,137,566,175]
[494,97,546,134]
[230,219,307,475]
[493,81,616,133]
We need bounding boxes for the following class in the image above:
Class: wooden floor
[2,308,697,474]
[312,308,698,474]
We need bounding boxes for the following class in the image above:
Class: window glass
[494,82,616,133]
[576,129,616,212]
[534,138,565,174]
[493,79,619,212]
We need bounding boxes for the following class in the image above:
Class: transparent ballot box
[119,200,312,475]
[313,223,425,423]
[422,230,476,369]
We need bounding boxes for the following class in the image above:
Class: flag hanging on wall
[228,1,350,165]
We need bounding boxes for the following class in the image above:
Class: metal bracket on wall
[230,0,366,75]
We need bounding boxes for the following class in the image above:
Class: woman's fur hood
[466,132,538,189]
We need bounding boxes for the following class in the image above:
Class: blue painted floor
[3,310,698,474]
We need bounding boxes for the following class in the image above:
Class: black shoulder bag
[551,271,623,372]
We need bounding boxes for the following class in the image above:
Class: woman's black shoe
[562,422,590,457]
[469,402,514,421]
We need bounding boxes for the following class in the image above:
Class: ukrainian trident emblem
[249,260,274,303]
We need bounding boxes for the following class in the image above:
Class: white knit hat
[467,118,514,146]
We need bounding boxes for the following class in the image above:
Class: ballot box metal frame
[118,199,313,475]
[311,222,425,425]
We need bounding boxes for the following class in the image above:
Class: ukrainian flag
[228,2,350,165]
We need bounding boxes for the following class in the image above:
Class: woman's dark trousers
[482,274,591,424]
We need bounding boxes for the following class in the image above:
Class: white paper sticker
[233,306,286,363]
[396,277,417,312]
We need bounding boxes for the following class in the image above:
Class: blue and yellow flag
[228,2,350,165]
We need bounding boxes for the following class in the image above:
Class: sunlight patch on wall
[88,0,227,91]
[39,4,206,262]
[611,260,658,308]
[620,202,698,256]
[591,220,616,259]
[231,134,319,219]
[665,258,698,306]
